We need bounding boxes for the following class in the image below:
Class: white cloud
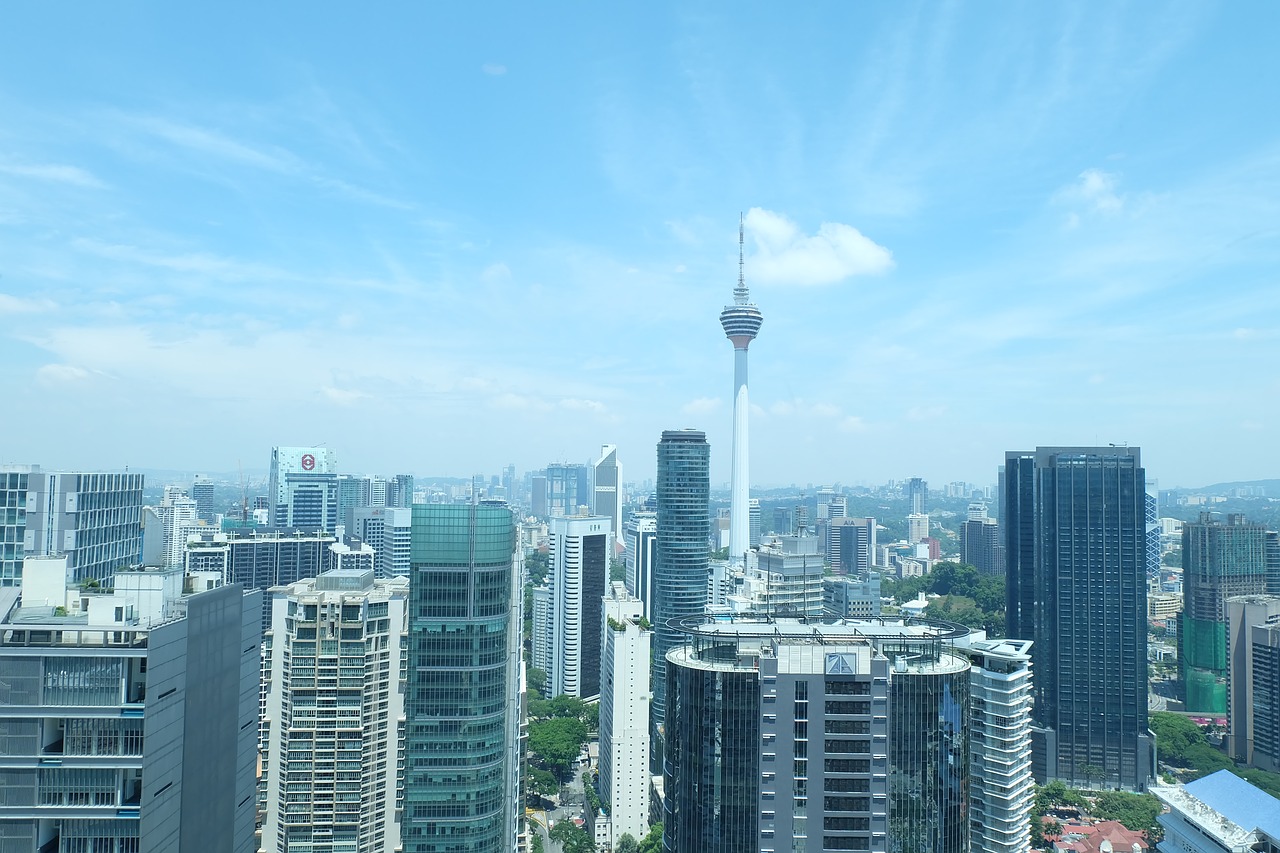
[682,397,722,415]
[0,294,57,314]
[906,404,948,421]
[481,262,511,282]
[560,398,606,413]
[36,364,92,384]
[1056,168,1125,214]
[839,415,867,433]
[482,63,507,76]
[743,207,893,286]
[320,386,370,406]
[0,162,106,189]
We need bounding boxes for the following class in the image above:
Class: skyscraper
[191,474,216,521]
[960,503,1004,577]
[623,510,657,619]
[549,514,611,699]
[1180,514,1273,713]
[593,445,622,551]
[268,446,336,526]
[720,216,763,565]
[906,477,928,516]
[652,429,710,728]
[599,583,652,846]
[1004,447,1154,789]
[403,504,521,853]
[1226,595,1280,770]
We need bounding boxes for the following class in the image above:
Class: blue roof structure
[1184,770,1280,838]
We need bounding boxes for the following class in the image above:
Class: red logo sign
[300,454,316,471]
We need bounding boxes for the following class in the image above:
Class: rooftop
[1185,770,1280,838]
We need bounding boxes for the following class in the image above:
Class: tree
[528,716,588,779]
[527,767,559,798]
[550,819,595,853]
[1093,791,1163,839]
[615,833,640,853]
[637,824,663,853]
[526,550,550,586]
[527,667,548,699]
[532,832,545,853]
[610,557,626,582]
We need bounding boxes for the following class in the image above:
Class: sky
[1,3,1278,490]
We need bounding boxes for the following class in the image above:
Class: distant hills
[1169,479,1280,495]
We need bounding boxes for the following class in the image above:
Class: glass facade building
[1004,447,1154,789]
[651,430,710,728]
[402,504,519,853]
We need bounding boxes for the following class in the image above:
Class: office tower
[0,466,144,586]
[279,471,340,532]
[403,504,521,853]
[549,514,611,699]
[746,532,826,617]
[338,474,371,522]
[906,478,927,515]
[350,506,413,579]
[833,517,877,576]
[664,616,979,853]
[906,513,929,545]
[545,463,591,518]
[262,568,410,853]
[531,474,548,518]
[593,445,622,549]
[530,585,553,676]
[773,506,795,536]
[748,498,762,547]
[651,429,710,728]
[1180,514,1273,713]
[821,494,847,564]
[158,489,200,569]
[186,527,335,629]
[1227,595,1280,769]
[388,474,415,508]
[955,638,1035,853]
[269,447,337,526]
[0,557,261,852]
[501,465,516,504]
[1004,446,1154,789]
[368,476,388,507]
[599,583,651,846]
[720,216,763,566]
[824,574,882,618]
[623,511,657,619]
[191,475,216,521]
[960,504,1003,576]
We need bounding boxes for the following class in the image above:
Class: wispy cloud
[36,364,93,384]
[744,207,894,286]
[0,162,106,189]
[1056,168,1126,215]
[481,63,508,76]
[0,294,57,314]
[682,397,722,415]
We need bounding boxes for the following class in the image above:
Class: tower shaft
[729,346,750,561]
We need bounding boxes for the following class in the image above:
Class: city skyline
[2,6,1280,488]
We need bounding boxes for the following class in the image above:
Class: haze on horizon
[1,4,1277,490]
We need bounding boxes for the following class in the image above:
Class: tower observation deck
[721,215,762,565]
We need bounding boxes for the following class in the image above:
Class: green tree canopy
[550,819,595,853]
[1093,791,1163,838]
[637,824,663,853]
[528,717,588,779]
[615,833,640,853]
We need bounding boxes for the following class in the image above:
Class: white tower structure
[719,214,763,566]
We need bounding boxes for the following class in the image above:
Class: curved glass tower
[651,429,710,728]
[403,504,518,853]
[720,216,763,565]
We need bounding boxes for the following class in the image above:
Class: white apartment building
[599,583,651,846]
[549,515,610,699]
[261,568,409,853]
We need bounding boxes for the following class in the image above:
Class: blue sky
[1,3,1278,489]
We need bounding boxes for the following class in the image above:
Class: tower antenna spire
[735,211,748,305]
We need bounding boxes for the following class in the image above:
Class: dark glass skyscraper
[403,504,520,853]
[1004,447,1154,790]
[652,429,710,728]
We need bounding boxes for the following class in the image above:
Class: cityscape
[4,5,1280,853]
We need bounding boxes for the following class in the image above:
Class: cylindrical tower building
[720,216,763,565]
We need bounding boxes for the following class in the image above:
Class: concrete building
[906,478,928,516]
[623,511,657,620]
[268,446,337,527]
[729,533,826,617]
[1152,770,1280,853]
[1227,595,1280,770]
[1005,447,1154,789]
[906,513,929,545]
[0,556,261,852]
[544,463,591,519]
[748,498,762,548]
[277,472,340,533]
[402,504,522,853]
[954,637,1035,853]
[0,466,144,585]
[832,517,878,576]
[599,583,651,847]
[190,475,216,522]
[348,506,413,579]
[824,574,883,618]
[960,504,1003,577]
[549,514,611,699]
[530,585,553,677]
[593,445,622,555]
[328,534,375,574]
[261,569,409,853]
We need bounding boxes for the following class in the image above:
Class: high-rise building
[268,446,336,526]
[349,506,413,579]
[0,556,261,852]
[832,517,877,576]
[1005,446,1154,789]
[720,216,763,566]
[954,637,1035,853]
[278,472,340,532]
[1181,514,1274,713]
[1227,595,1280,770]
[549,514,611,699]
[824,574,882,618]
[388,474,415,509]
[262,568,409,853]
[593,445,622,552]
[530,474,548,518]
[403,504,521,853]
[737,532,825,617]
[530,585,553,676]
[906,513,929,545]
[906,478,928,515]
[960,504,1003,576]
[623,511,657,620]
[0,465,144,586]
[338,474,372,522]
[819,493,847,564]
[545,463,591,518]
[651,429,710,728]
[748,498,762,547]
[663,616,977,853]
[191,475,216,521]
[599,583,651,846]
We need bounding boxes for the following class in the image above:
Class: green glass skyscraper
[403,504,520,853]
